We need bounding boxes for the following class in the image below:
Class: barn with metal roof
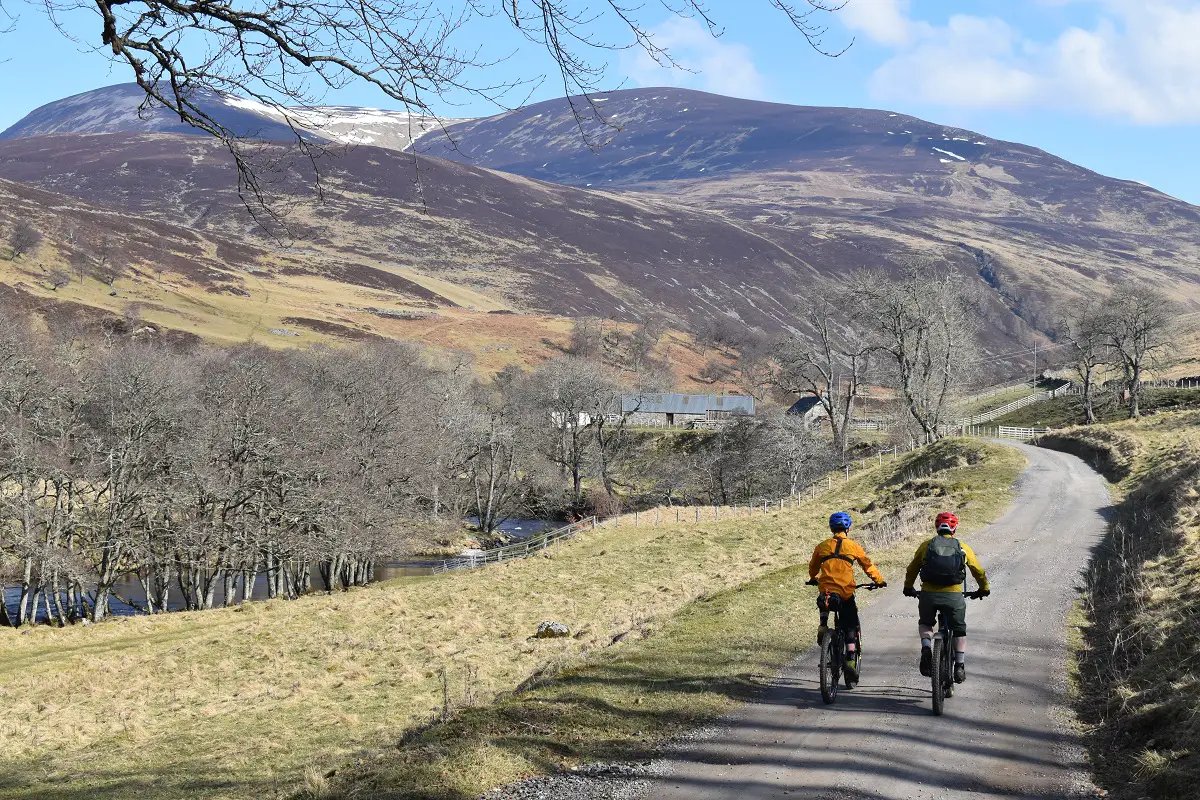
[621,393,755,427]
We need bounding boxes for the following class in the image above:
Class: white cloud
[860,0,1200,124]
[840,0,923,47]
[623,17,769,100]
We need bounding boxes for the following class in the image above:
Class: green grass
[1040,411,1200,799]
[0,440,1025,800]
[994,388,1200,428]
[312,440,1027,799]
[954,385,1041,418]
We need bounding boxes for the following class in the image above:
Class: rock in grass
[536,621,570,639]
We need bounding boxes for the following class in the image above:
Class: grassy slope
[953,385,1040,418]
[993,388,1200,429]
[316,440,1026,800]
[1039,412,1200,798]
[0,440,1025,800]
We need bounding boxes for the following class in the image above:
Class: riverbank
[0,440,1023,799]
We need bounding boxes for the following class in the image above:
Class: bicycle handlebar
[906,590,988,599]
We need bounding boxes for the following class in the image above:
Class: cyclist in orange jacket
[807,511,886,681]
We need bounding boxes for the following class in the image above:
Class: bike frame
[912,590,980,716]
[817,583,881,705]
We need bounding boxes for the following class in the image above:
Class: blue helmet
[829,512,852,532]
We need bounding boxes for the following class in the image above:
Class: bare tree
[1057,297,1109,424]
[1100,286,1178,419]
[697,358,733,385]
[628,314,667,372]
[46,270,71,291]
[93,238,125,288]
[69,249,91,285]
[523,356,623,509]
[8,220,41,261]
[851,261,980,442]
[774,283,872,458]
[568,317,604,359]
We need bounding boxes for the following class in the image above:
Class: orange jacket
[809,532,884,600]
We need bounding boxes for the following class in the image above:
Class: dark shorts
[817,594,860,638]
[919,592,967,635]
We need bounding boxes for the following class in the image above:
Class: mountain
[0,84,452,151]
[2,84,1198,370]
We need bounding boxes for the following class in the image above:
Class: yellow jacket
[809,533,884,600]
[904,535,990,593]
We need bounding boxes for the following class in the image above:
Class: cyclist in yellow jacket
[903,512,990,684]
[807,511,886,681]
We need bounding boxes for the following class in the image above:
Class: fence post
[676,507,681,524]
[695,507,700,523]
[655,508,660,525]
[715,506,719,521]
[635,511,639,527]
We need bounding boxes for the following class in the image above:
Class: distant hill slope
[418,88,1200,328]
[0,177,730,384]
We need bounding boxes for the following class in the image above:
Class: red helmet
[935,512,959,535]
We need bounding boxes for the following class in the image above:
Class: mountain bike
[913,590,986,716]
[809,583,883,705]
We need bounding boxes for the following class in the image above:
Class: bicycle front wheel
[819,630,839,704]
[930,636,945,716]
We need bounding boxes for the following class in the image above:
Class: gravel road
[485,442,1109,800]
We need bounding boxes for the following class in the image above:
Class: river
[2,518,558,621]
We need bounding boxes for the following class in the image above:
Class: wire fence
[431,440,936,574]
[432,517,597,573]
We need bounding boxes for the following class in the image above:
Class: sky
[1,0,1199,203]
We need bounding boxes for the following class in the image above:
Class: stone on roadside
[536,621,570,639]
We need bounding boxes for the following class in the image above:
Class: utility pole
[1033,340,1038,384]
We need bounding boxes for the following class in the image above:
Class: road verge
[1038,412,1200,799]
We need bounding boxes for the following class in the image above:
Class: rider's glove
[972,589,991,599]
[876,581,888,588]
[805,578,818,586]
[903,587,918,598]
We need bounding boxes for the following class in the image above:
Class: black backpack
[920,535,967,585]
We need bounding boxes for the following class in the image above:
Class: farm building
[622,393,755,428]
[787,395,828,425]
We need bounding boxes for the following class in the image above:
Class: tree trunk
[17,557,35,626]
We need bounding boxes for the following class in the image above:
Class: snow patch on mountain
[2,84,465,153]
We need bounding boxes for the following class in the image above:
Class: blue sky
[2,0,1199,203]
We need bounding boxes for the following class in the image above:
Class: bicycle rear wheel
[819,630,839,704]
[930,636,945,716]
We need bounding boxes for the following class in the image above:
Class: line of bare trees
[0,311,502,625]
[0,306,838,626]
[1057,286,1181,422]
[772,260,982,451]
